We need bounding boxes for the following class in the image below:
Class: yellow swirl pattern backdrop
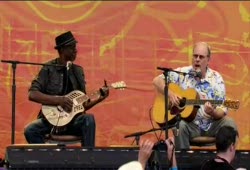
[0,1,249,157]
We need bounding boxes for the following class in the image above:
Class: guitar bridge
[57,106,64,112]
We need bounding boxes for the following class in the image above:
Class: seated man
[24,31,109,147]
[153,42,237,150]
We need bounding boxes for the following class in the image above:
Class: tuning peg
[104,79,108,87]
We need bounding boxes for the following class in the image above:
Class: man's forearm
[212,107,225,119]
[29,91,62,106]
[153,76,165,94]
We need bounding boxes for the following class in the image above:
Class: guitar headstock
[111,81,126,90]
[223,100,240,110]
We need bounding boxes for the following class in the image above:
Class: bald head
[193,42,211,58]
[192,42,212,77]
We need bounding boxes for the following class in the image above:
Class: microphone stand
[1,60,64,144]
[124,124,177,145]
[156,67,188,140]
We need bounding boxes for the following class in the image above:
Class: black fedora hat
[54,31,78,49]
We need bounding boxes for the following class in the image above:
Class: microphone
[196,71,202,79]
[189,69,202,79]
[66,61,72,71]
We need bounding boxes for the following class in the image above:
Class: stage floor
[3,144,250,170]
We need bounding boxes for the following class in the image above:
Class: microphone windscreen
[66,61,72,70]
[195,68,202,79]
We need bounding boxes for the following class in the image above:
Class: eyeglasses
[193,54,206,59]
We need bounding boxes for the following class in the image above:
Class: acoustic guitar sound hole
[179,98,186,107]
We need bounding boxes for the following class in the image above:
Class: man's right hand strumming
[58,96,73,112]
[168,90,181,107]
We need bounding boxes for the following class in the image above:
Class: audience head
[118,161,143,170]
[216,126,238,153]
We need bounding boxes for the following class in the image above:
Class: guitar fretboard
[185,99,223,105]
[76,86,110,103]
[76,95,89,104]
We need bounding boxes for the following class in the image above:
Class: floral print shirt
[160,65,227,131]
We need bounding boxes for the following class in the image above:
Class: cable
[148,106,162,141]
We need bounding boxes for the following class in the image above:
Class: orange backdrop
[0,1,250,157]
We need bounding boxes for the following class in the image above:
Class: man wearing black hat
[24,31,109,147]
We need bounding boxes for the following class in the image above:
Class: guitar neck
[78,81,126,102]
[186,99,223,105]
[76,95,89,103]
[88,85,113,99]
[89,90,102,99]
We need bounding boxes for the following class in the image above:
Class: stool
[190,136,216,147]
[45,134,82,145]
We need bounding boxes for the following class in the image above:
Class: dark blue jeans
[24,113,96,147]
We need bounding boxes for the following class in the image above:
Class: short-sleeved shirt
[160,65,227,131]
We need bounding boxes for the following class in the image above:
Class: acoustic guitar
[152,83,240,125]
[42,81,126,127]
